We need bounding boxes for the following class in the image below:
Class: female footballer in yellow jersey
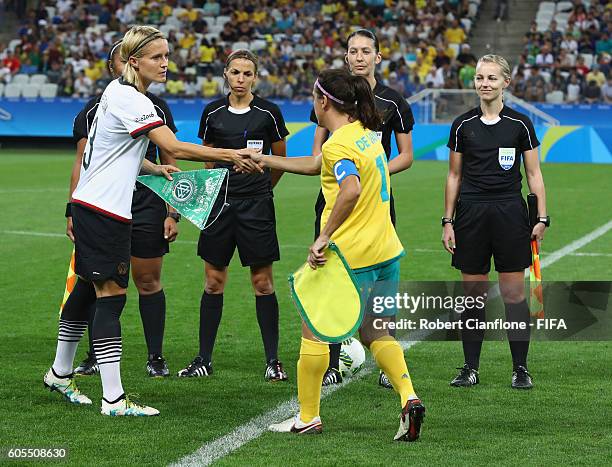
[249,69,425,441]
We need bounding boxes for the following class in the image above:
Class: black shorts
[72,204,131,288]
[131,183,169,259]
[197,196,280,267]
[452,195,532,274]
[313,189,396,240]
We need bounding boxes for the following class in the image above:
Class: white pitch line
[539,219,612,268]
[171,338,422,467]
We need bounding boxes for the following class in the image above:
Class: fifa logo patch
[172,179,195,203]
[498,147,516,170]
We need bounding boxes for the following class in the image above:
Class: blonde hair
[120,26,165,90]
[477,54,511,81]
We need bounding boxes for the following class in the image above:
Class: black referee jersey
[72,90,178,165]
[310,80,415,158]
[447,105,540,196]
[198,94,289,199]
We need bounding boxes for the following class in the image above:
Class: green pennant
[137,168,228,230]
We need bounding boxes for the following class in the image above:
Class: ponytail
[314,68,382,131]
[348,75,382,131]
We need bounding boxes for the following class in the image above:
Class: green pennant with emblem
[137,168,228,230]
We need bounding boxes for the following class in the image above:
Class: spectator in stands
[46,60,62,84]
[2,48,20,75]
[525,66,546,102]
[73,71,93,98]
[575,55,590,75]
[535,44,554,68]
[549,68,567,94]
[586,64,606,88]
[584,79,602,103]
[560,33,578,54]
[444,19,466,45]
[565,73,583,103]
[547,21,563,49]
[184,72,199,97]
[459,58,476,90]
[596,33,611,55]
[556,49,574,69]
[386,72,405,96]
[254,69,274,98]
[201,71,220,98]
[456,44,477,67]
[511,70,527,99]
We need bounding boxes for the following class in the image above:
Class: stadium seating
[40,83,59,98]
[21,84,41,98]
[4,83,22,98]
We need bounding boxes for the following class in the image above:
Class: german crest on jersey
[498,147,516,170]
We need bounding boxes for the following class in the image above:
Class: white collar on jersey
[480,115,501,125]
[228,105,251,115]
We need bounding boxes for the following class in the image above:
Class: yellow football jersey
[320,120,404,269]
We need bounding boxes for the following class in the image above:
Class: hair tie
[314,79,345,105]
[128,32,162,59]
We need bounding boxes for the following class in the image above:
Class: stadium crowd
[0,0,609,103]
[1,0,483,100]
[514,0,611,103]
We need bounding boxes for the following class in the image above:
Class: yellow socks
[370,338,416,407]
[297,337,329,423]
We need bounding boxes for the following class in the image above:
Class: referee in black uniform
[310,29,415,388]
[177,49,290,381]
[67,40,180,378]
[442,54,549,389]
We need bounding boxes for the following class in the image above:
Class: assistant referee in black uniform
[442,54,549,389]
[177,49,290,381]
[310,29,415,388]
[67,40,180,378]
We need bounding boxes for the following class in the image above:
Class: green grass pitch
[0,150,610,465]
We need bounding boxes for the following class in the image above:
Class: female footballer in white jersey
[68,40,180,379]
[43,25,259,417]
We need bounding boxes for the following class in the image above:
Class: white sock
[99,361,124,402]
[93,337,124,402]
[52,320,87,376]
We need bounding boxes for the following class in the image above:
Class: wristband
[441,217,454,226]
[167,212,181,222]
[65,202,72,218]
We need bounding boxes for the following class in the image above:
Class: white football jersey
[72,79,164,221]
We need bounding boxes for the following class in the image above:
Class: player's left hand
[308,234,329,269]
[164,216,179,242]
[156,164,181,180]
[531,222,546,248]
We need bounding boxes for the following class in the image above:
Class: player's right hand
[233,149,263,173]
[442,224,455,254]
[66,217,75,243]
